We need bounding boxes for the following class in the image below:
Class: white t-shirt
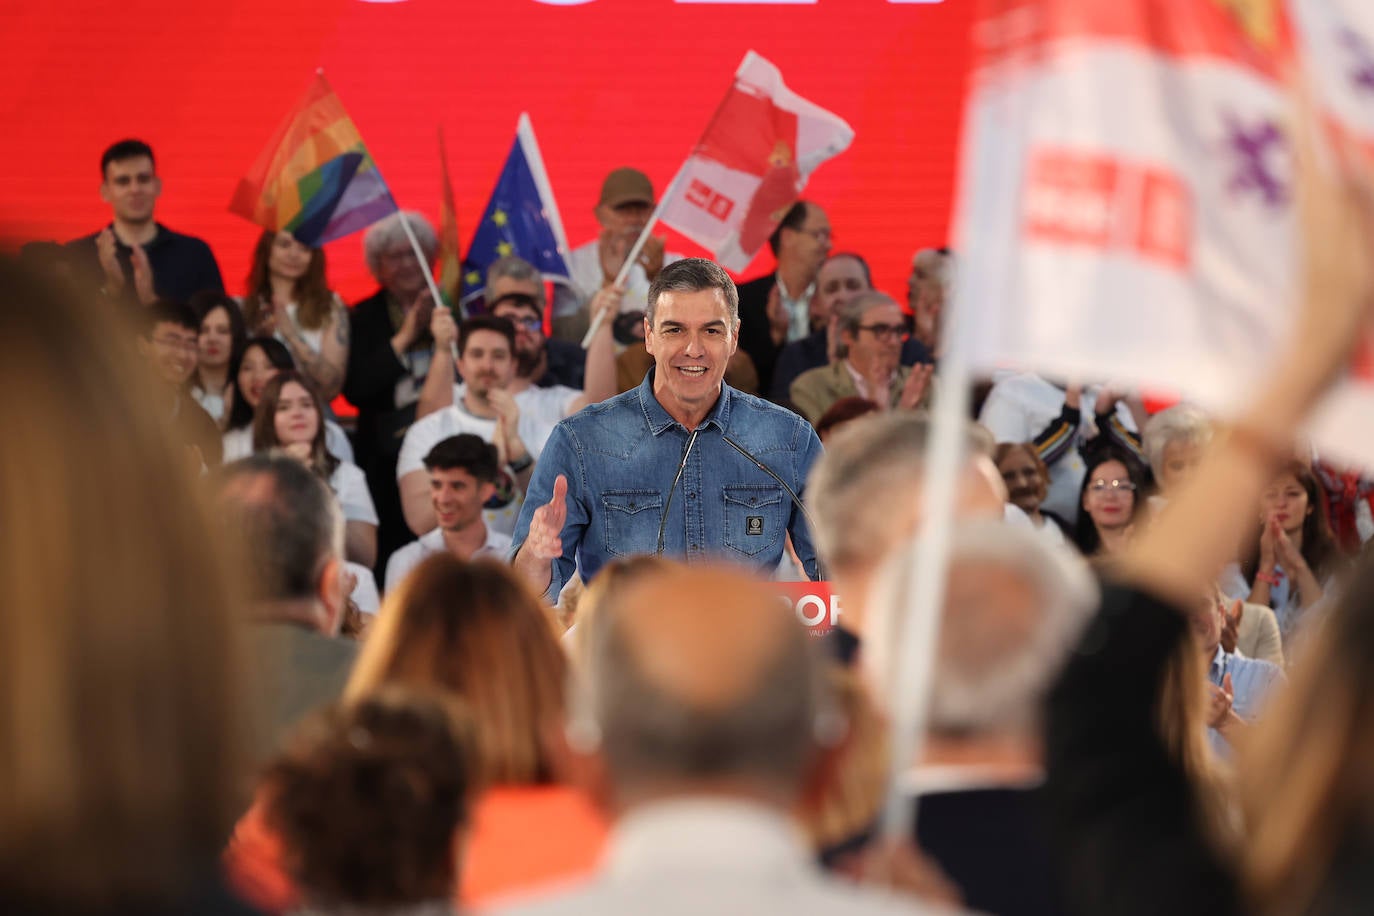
[383,526,513,594]
[398,385,581,480]
[347,561,381,615]
[221,420,354,465]
[396,403,516,537]
[193,387,226,423]
[329,461,378,525]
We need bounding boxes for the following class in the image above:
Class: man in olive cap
[552,167,683,342]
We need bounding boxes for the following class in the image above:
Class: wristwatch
[509,453,534,473]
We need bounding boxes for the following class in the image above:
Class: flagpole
[579,165,686,349]
[877,268,970,844]
[397,212,460,364]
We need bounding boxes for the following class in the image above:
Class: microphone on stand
[656,428,700,555]
[721,434,826,581]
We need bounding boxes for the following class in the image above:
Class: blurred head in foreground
[262,688,475,911]
[0,258,250,908]
[566,563,845,814]
[346,555,567,788]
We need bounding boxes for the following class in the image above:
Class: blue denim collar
[636,366,733,436]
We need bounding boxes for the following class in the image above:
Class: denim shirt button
[688,492,697,501]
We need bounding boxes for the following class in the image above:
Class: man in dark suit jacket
[736,200,831,394]
[218,455,358,762]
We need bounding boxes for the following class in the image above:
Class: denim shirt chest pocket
[601,489,664,558]
[721,484,784,558]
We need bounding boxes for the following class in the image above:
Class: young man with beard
[383,434,512,593]
[396,306,614,539]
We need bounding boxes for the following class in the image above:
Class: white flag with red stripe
[658,51,854,272]
[953,0,1374,467]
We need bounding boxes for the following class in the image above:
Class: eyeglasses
[508,316,542,333]
[152,335,198,351]
[856,323,908,341]
[1088,479,1137,494]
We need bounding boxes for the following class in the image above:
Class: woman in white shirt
[252,370,377,568]
[241,230,350,401]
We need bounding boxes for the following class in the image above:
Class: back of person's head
[101,137,155,174]
[920,521,1096,738]
[216,454,344,623]
[568,564,842,805]
[814,396,880,442]
[808,412,1001,577]
[568,555,679,669]
[263,687,475,909]
[347,556,567,786]
[1239,549,1374,912]
[0,258,248,907]
[423,433,500,483]
[645,257,739,326]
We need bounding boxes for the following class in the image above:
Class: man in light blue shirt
[513,258,823,599]
[1190,591,1284,753]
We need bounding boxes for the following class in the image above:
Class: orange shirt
[225,783,607,912]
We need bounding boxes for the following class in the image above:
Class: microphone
[721,435,826,581]
[656,428,700,555]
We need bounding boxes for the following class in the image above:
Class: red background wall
[0,0,972,303]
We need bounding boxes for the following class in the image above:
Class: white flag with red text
[952,0,1374,468]
[659,51,854,272]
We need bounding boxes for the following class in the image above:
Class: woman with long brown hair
[0,258,254,913]
[242,230,349,400]
[251,371,376,567]
[227,557,605,910]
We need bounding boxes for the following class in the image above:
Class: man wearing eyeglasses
[789,291,934,425]
[735,200,833,394]
[137,301,222,468]
[485,255,588,390]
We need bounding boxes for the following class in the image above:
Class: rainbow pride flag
[436,125,462,310]
[229,74,397,247]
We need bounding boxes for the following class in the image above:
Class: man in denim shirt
[513,258,823,599]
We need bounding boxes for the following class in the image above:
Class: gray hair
[645,257,739,327]
[484,255,545,308]
[362,211,438,279]
[216,455,344,602]
[568,589,838,796]
[835,290,897,339]
[807,412,986,574]
[1142,404,1213,474]
[916,520,1097,736]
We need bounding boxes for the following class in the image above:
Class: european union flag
[461,113,572,309]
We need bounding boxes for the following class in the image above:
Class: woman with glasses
[1074,447,1148,559]
[788,290,934,425]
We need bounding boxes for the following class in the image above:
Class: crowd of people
[7,132,1374,916]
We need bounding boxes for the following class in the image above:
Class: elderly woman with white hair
[1142,404,1213,503]
[342,211,440,574]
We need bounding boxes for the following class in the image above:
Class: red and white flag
[952,0,1374,467]
[659,51,854,272]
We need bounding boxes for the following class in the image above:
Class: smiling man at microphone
[512,258,823,599]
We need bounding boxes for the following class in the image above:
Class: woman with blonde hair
[242,229,349,400]
[0,259,253,912]
[227,556,605,910]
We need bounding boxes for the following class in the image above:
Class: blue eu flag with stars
[461,113,573,309]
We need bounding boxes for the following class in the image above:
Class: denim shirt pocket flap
[722,485,784,558]
[601,489,665,558]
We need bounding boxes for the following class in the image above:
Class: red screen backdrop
[0,0,972,304]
